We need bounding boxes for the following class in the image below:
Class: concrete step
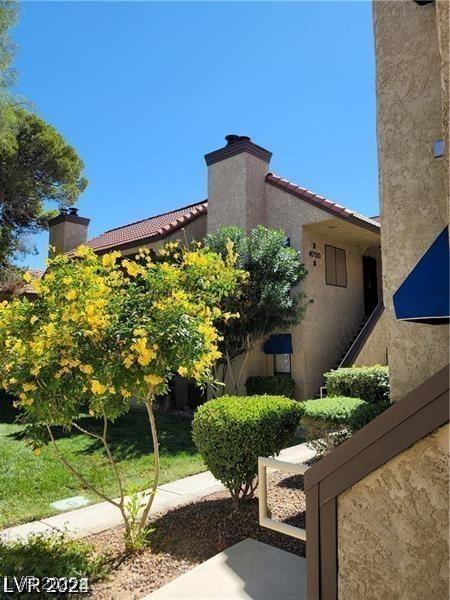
[143,538,306,600]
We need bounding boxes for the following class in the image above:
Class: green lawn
[0,399,205,529]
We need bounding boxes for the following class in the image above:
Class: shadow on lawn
[1,398,198,461]
[148,494,306,563]
[0,393,20,425]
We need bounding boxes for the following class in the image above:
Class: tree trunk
[137,392,160,533]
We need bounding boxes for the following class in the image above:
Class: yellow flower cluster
[0,240,242,419]
[91,380,107,395]
[124,333,157,368]
[122,259,146,278]
[102,251,121,269]
[144,374,164,386]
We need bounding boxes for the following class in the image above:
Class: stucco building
[337,2,449,597]
[305,1,449,598]
[48,135,385,403]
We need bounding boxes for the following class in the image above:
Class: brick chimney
[48,208,90,257]
[204,135,272,233]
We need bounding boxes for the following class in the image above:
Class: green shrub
[302,396,366,456]
[246,375,296,399]
[324,365,389,404]
[347,400,391,433]
[192,395,303,502]
[0,532,109,599]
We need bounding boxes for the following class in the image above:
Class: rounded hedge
[302,395,390,457]
[324,366,389,404]
[302,396,365,457]
[303,396,366,424]
[192,395,303,502]
[347,399,390,432]
[246,375,296,399]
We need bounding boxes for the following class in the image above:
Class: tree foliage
[205,226,307,391]
[0,243,242,549]
[0,0,18,149]
[0,1,87,276]
[0,107,88,273]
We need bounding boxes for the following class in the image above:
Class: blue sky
[13,1,378,269]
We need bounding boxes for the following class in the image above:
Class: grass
[0,398,205,529]
[0,531,109,598]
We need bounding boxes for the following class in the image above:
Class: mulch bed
[88,471,306,600]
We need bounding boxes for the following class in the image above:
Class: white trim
[397,315,449,321]
[258,456,307,541]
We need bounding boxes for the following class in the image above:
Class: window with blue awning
[393,226,449,324]
[264,334,293,354]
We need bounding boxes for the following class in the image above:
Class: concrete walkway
[0,442,314,543]
[144,538,306,600]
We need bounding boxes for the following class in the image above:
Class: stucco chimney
[204,135,272,233]
[48,208,90,257]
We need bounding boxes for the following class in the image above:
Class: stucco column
[48,209,90,256]
[373,0,449,400]
[204,135,272,234]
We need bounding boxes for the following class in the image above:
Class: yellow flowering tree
[0,244,242,549]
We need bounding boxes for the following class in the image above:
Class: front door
[363,256,378,315]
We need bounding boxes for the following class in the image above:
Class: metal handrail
[339,300,385,368]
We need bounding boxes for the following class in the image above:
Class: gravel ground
[88,471,306,600]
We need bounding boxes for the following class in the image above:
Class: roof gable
[87,201,207,253]
[85,174,379,253]
[266,174,380,234]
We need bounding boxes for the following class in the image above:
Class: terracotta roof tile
[266,173,380,233]
[22,269,45,294]
[85,174,378,255]
[0,269,44,296]
[86,201,207,253]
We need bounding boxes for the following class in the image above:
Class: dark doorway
[363,256,378,315]
[187,382,206,409]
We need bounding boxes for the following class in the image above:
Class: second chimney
[48,208,90,257]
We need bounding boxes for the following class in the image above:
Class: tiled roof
[85,174,379,254]
[87,201,208,253]
[266,173,380,233]
[0,269,44,296]
[24,269,44,294]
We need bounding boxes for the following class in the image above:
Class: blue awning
[393,226,449,324]
[264,334,293,354]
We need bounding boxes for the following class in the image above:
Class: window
[274,353,291,374]
[325,244,347,287]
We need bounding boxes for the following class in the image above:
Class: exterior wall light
[433,139,444,158]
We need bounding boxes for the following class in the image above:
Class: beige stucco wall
[206,152,268,234]
[353,309,388,367]
[338,424,449,600]
[436,0,449,216]
[213,180,383,400]
[374,0,449,401]
[267,185,382,398]
[335,5,449,598]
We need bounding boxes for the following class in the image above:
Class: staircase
[335,301,385,369]
[333,316,370,369]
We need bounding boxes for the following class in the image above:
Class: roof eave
[266,175,380,235]
[88,206,207,255]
